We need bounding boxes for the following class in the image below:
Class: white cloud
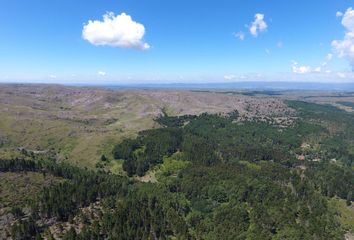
[98,71,107,76]
[326,53,333,61]
[234,32,245,41]
[277,41,283,48]
[314,67,321,72]
[249,13,267,37]
[332,8,354,70]
[224,75,236,80]
[265,48,270,55]
[292,53,333,74]
[224,74,252,81]
[336,11,343,17]
[337,72,346,78]
[321,53,333,67]
[49,75,57,79]
[291,60,311,74]
[292,65,312,74]
[82,12,150,50]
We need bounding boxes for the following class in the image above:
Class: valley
[0,84,354,239]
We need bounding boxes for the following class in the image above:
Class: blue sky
[1,0,354,84]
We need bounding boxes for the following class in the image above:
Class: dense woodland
[1,100,354,239]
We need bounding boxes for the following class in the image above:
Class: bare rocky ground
[0,84,295,120]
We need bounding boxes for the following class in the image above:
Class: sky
[1,0,354,84]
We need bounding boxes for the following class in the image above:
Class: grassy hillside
[1,85,354,239]
[0,85,295,169]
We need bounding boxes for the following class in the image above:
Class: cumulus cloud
[82,12,150,50]
[336,11,343,17]
[233,13,267,40]
[292,65,312,74]
[320,53,333,68]
[224,75,236,80]
[249,13,267,37]
[337,72,346,78]
[291,61,311,74]
[224,74,249,80]
[234,32,245,41]
[98,71,107,76]
[326,53,333,61]
[291,53,333,74]
[314,67,322,72]
[332,8,354,70]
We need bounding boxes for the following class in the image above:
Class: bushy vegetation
[114,128,183,176]
[288,100,354,167]
[114,111,326,175]
[2,101,354,239]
